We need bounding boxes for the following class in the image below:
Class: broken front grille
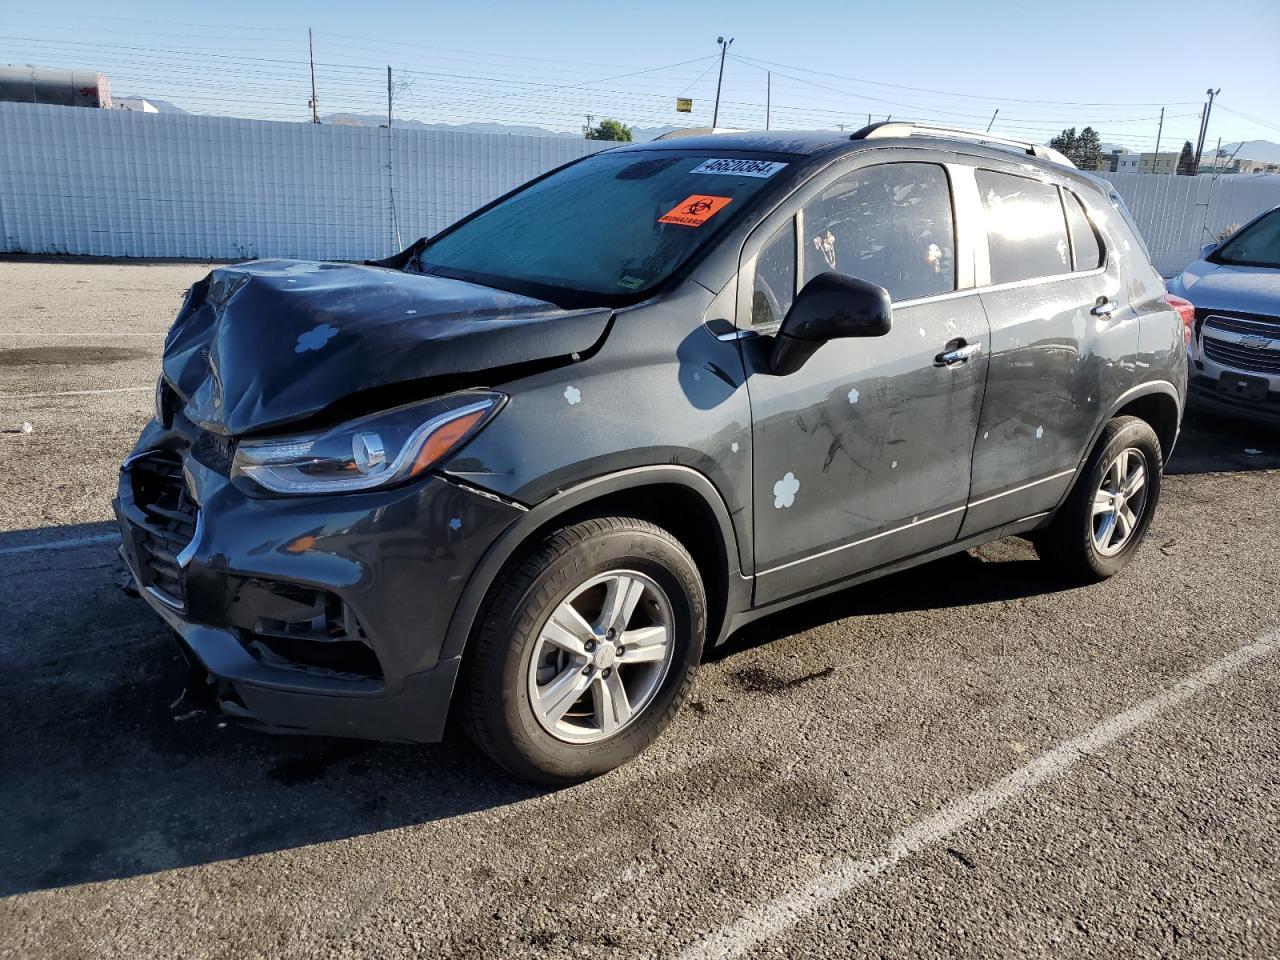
[128,453,199,609]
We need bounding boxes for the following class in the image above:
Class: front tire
[461,517,705,784]
[1035,416,1163,582]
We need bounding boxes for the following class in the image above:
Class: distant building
[114,97,158,113]
[1198,155,1280,176]
[0,64,112,108]
[1113,152,1140,173]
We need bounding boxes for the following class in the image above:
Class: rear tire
[461,516,705,784]
[1034,416,1163,582]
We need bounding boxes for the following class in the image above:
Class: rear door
[961,165,1137,535]
[740,158,991,604]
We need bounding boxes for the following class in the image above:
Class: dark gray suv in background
[116,123,1189,782]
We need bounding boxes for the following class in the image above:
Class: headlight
[231,391,503,495]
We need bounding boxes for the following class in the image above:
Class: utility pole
[986,109,998,133]
[765,71,771,130]
[584,114,593,139]
[308,28,319,123]
[1193,87,1220,172]
[1153,107,1164,172]
[386,66,401,249]
[712,36,733,128]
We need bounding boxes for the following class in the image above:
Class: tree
[587,118,633,142]
[1050,127,1078,160]
[1075,126,1103,171]
[1176,140,1196,176]
[1049,126,1104,169]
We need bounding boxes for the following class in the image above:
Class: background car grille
[1202,337,1280,375]
[1201,313,1280,338]
[129,454,199,608]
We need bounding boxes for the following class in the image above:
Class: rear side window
[751,220,796,326]
[801,162,955,302]
[1063,190,1103,271]
[977,170,1071,284]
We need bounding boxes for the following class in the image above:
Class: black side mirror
[770,272,893,376]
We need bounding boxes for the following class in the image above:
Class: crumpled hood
[1172,261,1280,316]
[162,259,612,435]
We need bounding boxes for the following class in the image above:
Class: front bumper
[115,423,524,742]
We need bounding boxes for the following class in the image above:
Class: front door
[741,161,990,604]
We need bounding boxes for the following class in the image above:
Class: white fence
[0,102,610,260]
[2,101,1279,272]
[1102,170,1280,277]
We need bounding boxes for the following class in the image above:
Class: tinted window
[752,220,795,326]
[977,170,1071,284]
[801,163,955,301]
[420,150,786,304]
[1063,190,1103,270]
[1212,209,1280,268]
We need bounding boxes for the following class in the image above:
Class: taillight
[1164,293,1195,346]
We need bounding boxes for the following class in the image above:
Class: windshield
[418,150,792,304]
[1212,209,1280,268]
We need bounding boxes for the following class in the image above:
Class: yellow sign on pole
[676,97,693,113]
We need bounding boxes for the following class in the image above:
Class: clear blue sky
[4,0,1279,152]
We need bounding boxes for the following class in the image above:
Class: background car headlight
[231,391,503,495]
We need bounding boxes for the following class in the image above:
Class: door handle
[935,341,983,367]
[1091,299,1118,317]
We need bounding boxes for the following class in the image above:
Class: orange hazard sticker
[658,194,732,227]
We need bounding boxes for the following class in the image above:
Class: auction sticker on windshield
[658,195,733,227]
[690,158,788,178]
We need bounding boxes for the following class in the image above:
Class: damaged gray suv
[117,123,1188,782]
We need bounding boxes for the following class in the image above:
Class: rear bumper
[115,423,524,743]
[1188,375,1280,426]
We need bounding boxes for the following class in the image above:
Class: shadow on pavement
[714,541,1075,660]
[1167,408,1280,475]
[0,522,543,898]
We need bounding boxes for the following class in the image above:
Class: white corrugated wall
[1101,171,1280,276]
[4,101,1280,272]
[0,102,613,260]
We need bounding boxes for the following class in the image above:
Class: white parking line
[0,386,151,399]
[0,533,119,557]
[680,634,1278,960]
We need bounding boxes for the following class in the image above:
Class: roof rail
[849,121,1075,168]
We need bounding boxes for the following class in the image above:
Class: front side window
[751,220,796,326]
[977,170,1072,284]
[419,150,790,305]
[800,163,955,302]
[1211,209,1280,268]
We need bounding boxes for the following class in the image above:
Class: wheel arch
[1056,379,1182,512]
[440,466,748,664]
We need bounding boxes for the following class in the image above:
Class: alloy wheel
[527,570,675,744]
[1091,446,1149,557]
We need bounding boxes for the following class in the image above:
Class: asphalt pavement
[1,258,1277,959]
